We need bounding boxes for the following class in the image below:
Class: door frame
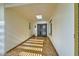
[75,3,78,56]
[37,24,47,37]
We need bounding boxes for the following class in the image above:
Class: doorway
[37,24,47,37]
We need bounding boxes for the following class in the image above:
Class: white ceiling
[5,3,27,8]
[5,3,58,21]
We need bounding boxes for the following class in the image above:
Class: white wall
[5,8,33,52]
[48,4,74,56]
[0,4,5,55]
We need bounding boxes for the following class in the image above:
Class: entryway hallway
[0,3,74,56]
[6,36,58,56]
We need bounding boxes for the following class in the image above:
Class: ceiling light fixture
[36,15,42,19]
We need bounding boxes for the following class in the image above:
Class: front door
[37,24,47,37]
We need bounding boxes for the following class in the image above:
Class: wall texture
[5,8,33,52]
[48,4,74,56]
[0,4,5,55]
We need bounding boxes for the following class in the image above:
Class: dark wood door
[37,24,47,37]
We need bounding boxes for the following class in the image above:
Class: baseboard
[5,35,34,55]
[47,36,59,56]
